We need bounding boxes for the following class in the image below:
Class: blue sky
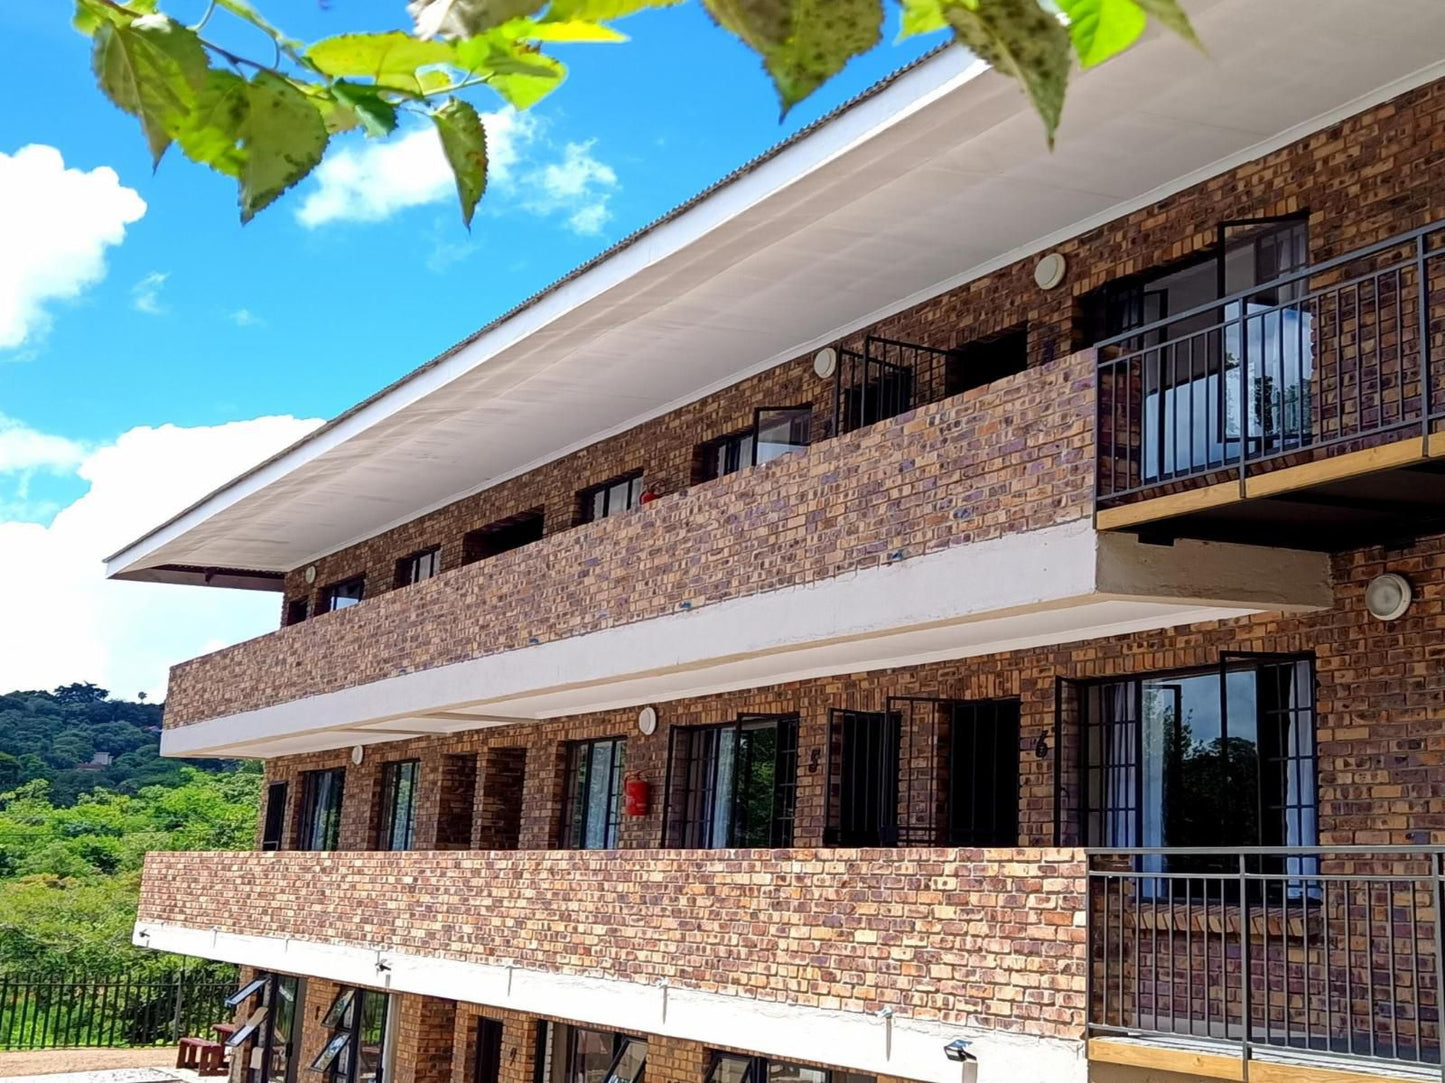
[0,1,943,696]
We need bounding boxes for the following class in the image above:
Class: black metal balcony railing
[1088,847,1445,1078]
[1096,222,1445,506]
[833,335,955,435]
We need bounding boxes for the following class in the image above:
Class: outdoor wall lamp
[942,1040,978,1083]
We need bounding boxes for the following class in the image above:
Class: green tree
[0,767,262,977]
[72,0,1196,226]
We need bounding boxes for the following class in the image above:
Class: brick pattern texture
[164,77,1445,730]
[140,847,1088,1040]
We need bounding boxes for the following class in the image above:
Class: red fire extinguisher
[623,773,650,817]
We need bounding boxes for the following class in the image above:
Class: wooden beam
[1095,481,1240,531]
[1244,438,1427,498]
[1087,1038,1242,1080]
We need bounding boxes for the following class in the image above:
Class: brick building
[110,4,1445,1083]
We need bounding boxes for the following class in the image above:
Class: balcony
[135,846,1088,1080]
[161,348,1336,758]
[1095,221,1445,549]
[1087,846,1445,1082]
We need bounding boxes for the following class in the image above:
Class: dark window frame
[322,576,366,613]
[559,736,627,850]
[261,780,289,852]
[311,987,389,1083]
[228,972,304,1083]
[463,509,545,565]
[284,598,309,626]
[374,759,419,852]
[579,472,644,524]
[394,547,441,589]
[1077,652,1319,877]
[705,1052,873,1083]
[661,714,799,848]
[695,406,813,484]
[534,1022,645,1083]
[297,768,345,851]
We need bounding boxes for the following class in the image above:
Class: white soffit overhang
[108,0,1445,583]
[160,526,1334,758]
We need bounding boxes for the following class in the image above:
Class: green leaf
[495,17,628,42]
[941,0,1072,145]
[454,36,566,107]
[432,98,489,227]
[1056,0,1146,67]
[702,0,883,115]
[898,0,946,40]
[332,81,400,137]
[174,69,249,178]
[238,71,329,223]
[91,14,209,165]
[306,32,457,91]
[1133,0,1200,48]
[544,0,683,17]
[409,0,547,38]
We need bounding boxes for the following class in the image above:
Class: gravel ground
[0,1048,176,1078]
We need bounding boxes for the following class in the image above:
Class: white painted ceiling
[109,0,1445,583]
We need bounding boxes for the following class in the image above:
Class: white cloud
[0,414,323,699]
[0,413,86,474]
[295,110,615,236]
[526,141,617,236]
[229,308,264,327]
[0,145,146,351]
[131,270,169,315]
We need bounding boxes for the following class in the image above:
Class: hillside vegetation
[0,685,260,977]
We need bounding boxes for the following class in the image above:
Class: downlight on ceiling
[1365,573,1412,621]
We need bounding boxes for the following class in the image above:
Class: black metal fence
[1096,220,1445,506]
[0,965,237,1050]
[1089,847,1445,1076]
[833,336,956,436]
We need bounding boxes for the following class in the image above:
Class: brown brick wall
[139,847,1089,1040]
[164,347,1094,728]
[166,77,1445,732]
[255,527,1445,858]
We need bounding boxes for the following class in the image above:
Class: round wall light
[351,744,365,766]
[304,564,318,585]
[637,705,658,737]
[1365,573,1413,621]
[1034,251,1067,291]
[813,346,838,379]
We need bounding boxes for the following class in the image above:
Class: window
[560,737,626,850]
[1081,653,1317,876]
[312,988,389,1083]
[323,577,365,613]
[535,1023,645,1083]
[374,760,419,852]
[394,548,440,588]
[753,407,810,464]
[473,1018,503,1083]
[697,429,755,482]
[463,509,545,564]
[706,1054,872,1083]
[580,474,644,523]
[297,768,345,851]
[285,598,309,626]
[696,408,812,483]
[825,698,1019,847]
[1083,217,1311,480]
[662,714,798,848]
[225,972,304,1083]
[261,781,289,852]
[944,324,1028,396]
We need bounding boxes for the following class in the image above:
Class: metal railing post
[1418,235,1433,446]
[1240,851,1252,1080]
[1237,310,1250,497]
[172,961,185,1042]
[1433,852,1445,1082]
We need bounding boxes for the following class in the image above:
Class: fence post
[1239,851,1252,1080]
[172,960,186,1042]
